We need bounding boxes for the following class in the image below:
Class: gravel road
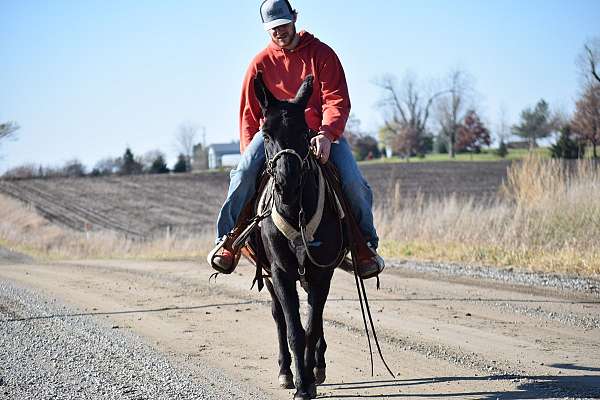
[1,258,599,399]
[0,280,270,400]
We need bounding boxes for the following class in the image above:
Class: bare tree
[572,84,600,158]
[0,122,19,162]
[93,157,121,176]
[343,113,363,149]
[496,105,511,143]
[0,121,19,142]
[434,69,475,158]
[375,73,447,157]
[578,37,600,85]
[174,122,198,172]
[140,149,167,172]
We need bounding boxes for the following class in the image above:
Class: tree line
[1,38,599,177]
[348,38,600,161]
[0,122,204,180]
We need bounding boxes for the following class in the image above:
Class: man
[208,0,384,278]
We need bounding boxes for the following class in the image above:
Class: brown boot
[207,240,240,274]
[356,243,385,279]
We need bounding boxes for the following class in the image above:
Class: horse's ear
[253,72,277,112]
[292,75,313,108]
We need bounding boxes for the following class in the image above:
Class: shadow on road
[2,296,597,323]
[0,300,263,323]
[318,373,600,399]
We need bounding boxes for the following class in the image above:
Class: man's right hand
[310,133,332,164]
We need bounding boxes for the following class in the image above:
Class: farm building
[206,142,241,169]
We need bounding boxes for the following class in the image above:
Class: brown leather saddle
[215,161,372,291]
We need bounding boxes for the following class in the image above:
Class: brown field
[2,158,598,275]
[0,161,510,238]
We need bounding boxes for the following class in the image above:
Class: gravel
[0,281,271,400]
[389,259,600,297]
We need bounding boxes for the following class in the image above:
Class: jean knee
[344,176,370,194]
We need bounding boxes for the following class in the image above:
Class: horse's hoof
[314,367,326,385]
[308,383,317,398]
[293,386,316,400]
[278,373,294,389]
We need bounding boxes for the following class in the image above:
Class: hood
[268,30,317,52]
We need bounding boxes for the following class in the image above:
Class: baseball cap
[260,0,294,31]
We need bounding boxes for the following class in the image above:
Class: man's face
[268,22,296,48]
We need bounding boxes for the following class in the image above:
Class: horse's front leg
[265,278,294,388]
[304,269,334,391]
[271,268,313,400]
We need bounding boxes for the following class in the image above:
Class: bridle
[266,148,310,178]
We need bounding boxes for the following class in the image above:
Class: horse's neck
[274,167,319,226]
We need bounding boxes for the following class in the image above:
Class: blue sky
[1,0,599,171]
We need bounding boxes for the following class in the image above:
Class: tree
[342,114,381,160]
[578,37,600,85]
[172,153,188,173]
[0,121,19,142]
[434,69,474,158]
[119,148,143,175]
[0,121,19,161]
[140,149,166,173]
[62,159,86,177]
[174,122,198,172]
[550,125,585,159]
[571,84,600,158]
[456,110,491,153]
[343,114,363,150]
[353,136,381,161]
[149,154,170,174]
[93,157,121,176]
[495,140,508,158]
[511,99,557,148]
[376,73,446,157]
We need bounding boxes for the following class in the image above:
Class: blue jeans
[216,133,379,248]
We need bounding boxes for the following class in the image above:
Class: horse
[251,72,346,400]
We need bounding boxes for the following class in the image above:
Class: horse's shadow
[317,370,600,399]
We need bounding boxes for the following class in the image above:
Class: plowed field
[0,161,511,238]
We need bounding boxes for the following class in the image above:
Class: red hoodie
[239,31,351,152]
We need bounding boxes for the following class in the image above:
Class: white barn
[207,142,241,169]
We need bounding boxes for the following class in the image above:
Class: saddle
[214,161,373,291]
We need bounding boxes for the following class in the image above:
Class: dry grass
[376,155,600,276]
[2,155,599,276]
[0,195,213,261]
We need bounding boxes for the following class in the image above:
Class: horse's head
[254,72,313,204]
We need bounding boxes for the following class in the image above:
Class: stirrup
[206,238,241,274]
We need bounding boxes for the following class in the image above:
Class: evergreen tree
[119,148,143,175]
[495,140,509,158]
[172,153,188,173]
[149,155,170,174]
[512,99,556,148]
[550,125,585,159]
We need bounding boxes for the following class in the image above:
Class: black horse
[252,72,346,400]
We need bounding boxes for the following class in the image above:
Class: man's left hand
[310,133,332,164]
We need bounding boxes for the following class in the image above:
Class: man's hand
[310,133,332,164]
